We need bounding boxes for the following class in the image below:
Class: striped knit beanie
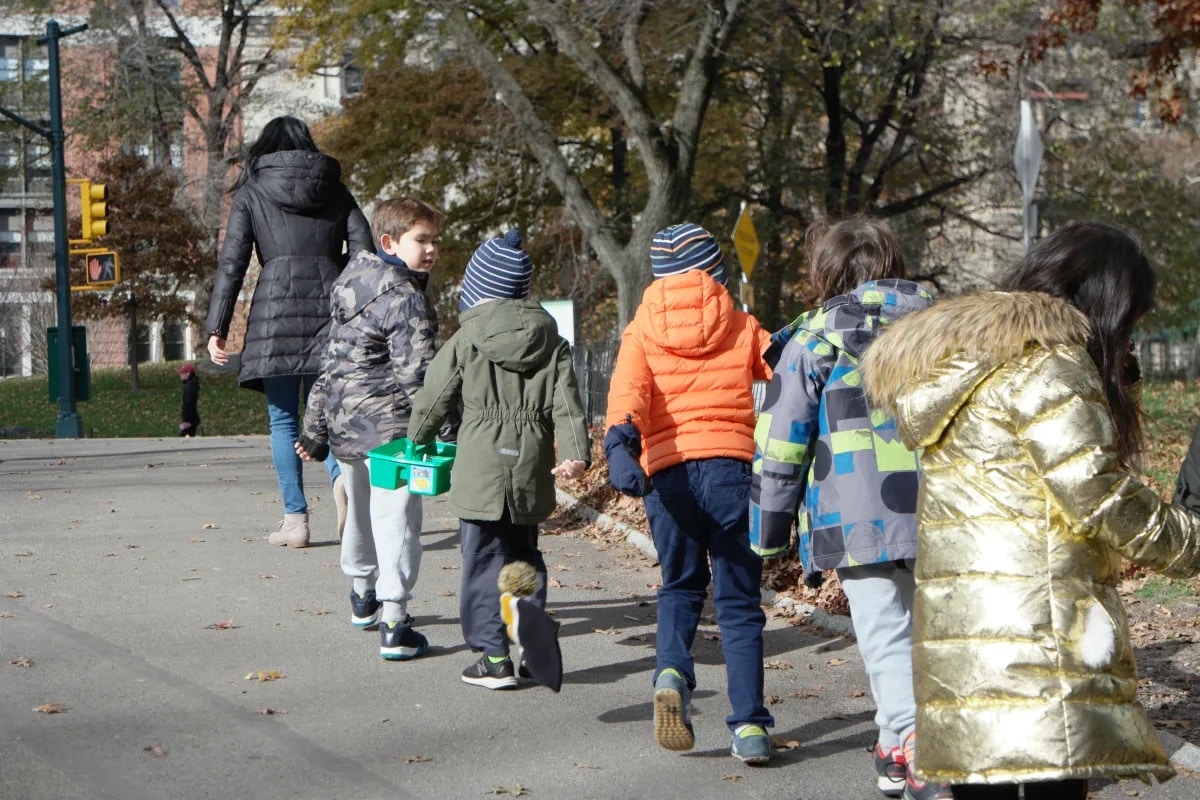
[650,222,726,286]
[459,229,533,311]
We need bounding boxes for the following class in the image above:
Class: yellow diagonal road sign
[733,205,760,280]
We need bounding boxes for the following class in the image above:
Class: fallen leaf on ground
[440,564,460,570]
[771,736,801,751]
[256,708,285,715]
[594,627,620,635]
[765,660,792,670]
[204,620,235,630]
[244,670,284,682]
[34,701,65,713]
[257,574,277,580]
[15,551,32,557]
[0,612,12,618]
[5,592,23,598]
[201,523,219,529]
[574,763,599,769]
[189,537,206,543]
[10,656,33,667]
[766,694,782,705]
[310,609,331,616]
[404,754,431,764]
[438,591,456,597]
[1159,719,1191,729]
[720,774,743,782]
[827,658,846,666]
[27,492,41,500]
[701,632,722,641]
[576,581,603,590]
[486,786,530,797]
[848,689,866,698]
[143,745,167,757]
[548,579,564,588]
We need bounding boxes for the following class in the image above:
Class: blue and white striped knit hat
[459,229,533,311]
[650,222,726,286]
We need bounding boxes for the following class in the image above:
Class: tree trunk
[127,296,141,392]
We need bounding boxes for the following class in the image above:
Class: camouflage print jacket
[302,250,437,459]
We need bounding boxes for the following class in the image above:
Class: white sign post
[1013,99,1044,252]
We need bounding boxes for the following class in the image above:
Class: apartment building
[0,5,358,378]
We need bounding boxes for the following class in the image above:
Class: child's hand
[294,441,315,462]
[552,459,587,480]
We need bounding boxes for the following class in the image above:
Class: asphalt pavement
[1,436,1198,800]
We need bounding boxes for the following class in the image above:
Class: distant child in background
[297,197,444,662]
[749,217,947,799]
[178,363,201,437]
[407,229,590,690]
[603,222,774,764]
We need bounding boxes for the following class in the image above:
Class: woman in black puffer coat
[205,115,373,548]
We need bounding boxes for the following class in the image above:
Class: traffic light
[79,180,107,241]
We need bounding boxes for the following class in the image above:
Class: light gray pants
[338,457,423,617]
[837,560,917,750]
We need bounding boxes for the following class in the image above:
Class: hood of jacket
[634,270,733,357]
[330,251,419,324]
[862,291,1091,448]
[793,279,932,360]
[251,150,345,213]
[459,298,559,373]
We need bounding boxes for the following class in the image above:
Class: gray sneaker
[730,724,771,765]
[652,668,694,751]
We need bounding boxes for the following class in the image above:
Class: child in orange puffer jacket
[603,222,774,765]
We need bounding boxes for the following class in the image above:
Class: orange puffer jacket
[605,270,772,477]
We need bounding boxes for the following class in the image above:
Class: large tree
[287,0,747,327]
[61,153,214,391]
[1028,0,1200,123]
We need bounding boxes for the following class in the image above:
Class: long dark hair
[1000,221,1156,466]
[806,215,907,302]
[231,116,320,191]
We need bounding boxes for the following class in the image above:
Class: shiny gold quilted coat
[861,291,1200,785]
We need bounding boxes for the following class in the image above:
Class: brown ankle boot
[269,513,309,548]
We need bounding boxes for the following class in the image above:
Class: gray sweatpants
[338,457,423,618]
[836,560,917,750]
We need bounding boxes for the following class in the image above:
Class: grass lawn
[3,366,1200,498]
[0,362,269,438]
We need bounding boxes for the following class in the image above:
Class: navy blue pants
[644,457,773,732]
[459,510,547,657]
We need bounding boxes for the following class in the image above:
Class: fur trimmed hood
[862,291,1091,447]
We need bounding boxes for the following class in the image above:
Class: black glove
[603,422,650,498]
[296,435,330,462]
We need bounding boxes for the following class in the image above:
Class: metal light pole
[0,20,88,436]
[1013,98,1044,253]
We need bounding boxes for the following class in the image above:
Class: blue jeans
[644,458,773,732]
[262,375,340,514]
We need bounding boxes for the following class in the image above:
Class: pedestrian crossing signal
[79,250,119,288]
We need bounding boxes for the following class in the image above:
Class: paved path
[1,437,1197,800]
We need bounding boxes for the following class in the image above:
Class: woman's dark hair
[806,215,907,302]
[1000,221,1156,466]
[232,116,320,191]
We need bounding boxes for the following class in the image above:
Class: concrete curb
[555,488,1200,775]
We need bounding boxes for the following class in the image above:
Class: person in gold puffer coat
[861,222,1200,800]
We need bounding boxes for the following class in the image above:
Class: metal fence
[571,336,1200,428]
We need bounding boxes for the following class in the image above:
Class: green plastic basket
[367,438,457,496]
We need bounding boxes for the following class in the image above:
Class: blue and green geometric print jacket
[749,279,933,580]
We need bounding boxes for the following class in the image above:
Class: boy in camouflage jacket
[297,197,444,662]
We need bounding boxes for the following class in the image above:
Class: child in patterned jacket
[297,197,444,662]
[749,216,948,800]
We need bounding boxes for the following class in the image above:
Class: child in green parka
[406,229,590,689]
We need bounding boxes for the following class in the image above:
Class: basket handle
[404,439,428,460]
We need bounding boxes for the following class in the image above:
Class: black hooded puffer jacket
[205,150,374,392]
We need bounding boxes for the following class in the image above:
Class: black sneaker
[379,621,429,661]
[461,654,517,689]
[350,589,381,629]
